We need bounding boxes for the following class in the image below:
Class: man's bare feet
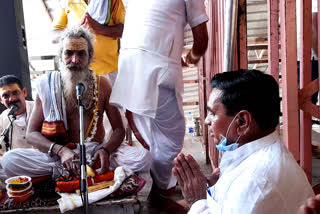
[176,199,190,211]
[149,185,187,214]
[299,194,320,214]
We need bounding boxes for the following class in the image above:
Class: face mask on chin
[216,113,241,152]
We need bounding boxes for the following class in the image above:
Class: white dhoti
[103,113,152,173]
[2,140,151,179]
[2,142,98,179]
[133,86,185,190]
[1,72,152,179]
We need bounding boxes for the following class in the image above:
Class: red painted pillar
[238,0,247,69]
[267,0,279,81]
[299,0,312,182]
[280,0,300,160]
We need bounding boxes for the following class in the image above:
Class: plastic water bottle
[186,112,195,134]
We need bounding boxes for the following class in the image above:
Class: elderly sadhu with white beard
[1,26,151,180]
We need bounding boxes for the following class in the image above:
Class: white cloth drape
[132,86,185,189]
[58,166,133,213]
[36,71,68,129]
[86,0,110,25]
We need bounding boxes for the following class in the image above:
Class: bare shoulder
[97,75,112,100]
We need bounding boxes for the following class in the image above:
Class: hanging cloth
[86,0,112,25]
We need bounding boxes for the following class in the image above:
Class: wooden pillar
[201,0,214,165]
[319,0,320,105]
[209,0,218,166]
[280,0,300,160]
[219,0,225,73]
[200,0,226,167]
[198,58,209,164]
[267,0,279,81]
[238,0,248,69]
[299,0,312,182]
[202,0,223,167]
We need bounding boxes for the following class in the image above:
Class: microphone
[76,83,85,99]
[7,105,18,117]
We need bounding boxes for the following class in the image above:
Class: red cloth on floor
[56,171,114,193]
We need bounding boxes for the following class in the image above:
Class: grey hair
[58,26,95,63]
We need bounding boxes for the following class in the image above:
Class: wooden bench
[1,195,140,214]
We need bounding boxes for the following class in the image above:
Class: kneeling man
[173,69,314,214]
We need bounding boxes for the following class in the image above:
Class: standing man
[0,75,34,166]
[53,0,125,84]
[110,0,209,207]
[173,70,314,213]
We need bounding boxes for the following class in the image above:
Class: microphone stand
[77,94,89,214]
[0,114,16,151]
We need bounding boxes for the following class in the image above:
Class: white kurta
[189,131,315,214]
[0,101,34,186]
[110,0,209,118]
[0,100,34,157]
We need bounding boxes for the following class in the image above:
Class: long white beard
[60,63,93,109]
